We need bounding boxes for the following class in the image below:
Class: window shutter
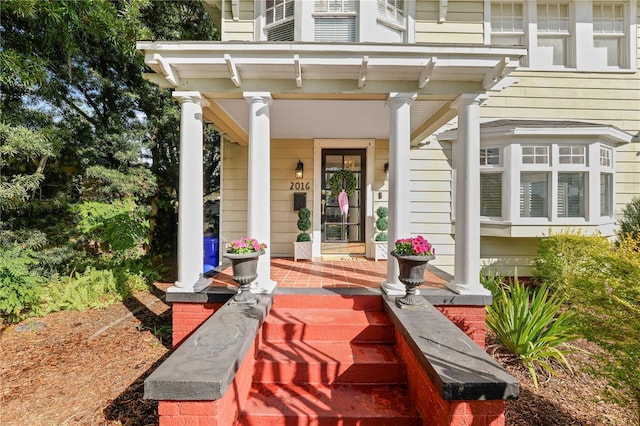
[267,20,295,41]
[315,17,357,41]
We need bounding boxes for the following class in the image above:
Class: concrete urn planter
[223,251,264,305]
[391,251,435,309]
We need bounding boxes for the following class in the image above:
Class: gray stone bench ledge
[144,295,272,401]
[382,295,519,401]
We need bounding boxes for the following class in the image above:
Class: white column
[244,92,276,294]
[382,92,417,295]
[447,94,490,295]
[170,91,208,293]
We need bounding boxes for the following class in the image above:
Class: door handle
[321,199,326,215]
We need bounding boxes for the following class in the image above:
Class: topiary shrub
[374,206,388,241]
[296,207,311,242]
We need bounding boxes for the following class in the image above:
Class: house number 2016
[290,182,311,190]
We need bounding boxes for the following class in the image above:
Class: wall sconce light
[295,160,304,179]
[384,162,389,173]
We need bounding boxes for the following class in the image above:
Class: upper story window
[314,0,357,42]
[491,2,525,46]
[265,0,295,41]
[593,3,626,67]
[486,0,637,71]
[537,2,571,66]
[378,0,405,28]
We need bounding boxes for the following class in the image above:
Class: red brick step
[238,383,422,426]
[254,340,406,385]
[263,308,394,343]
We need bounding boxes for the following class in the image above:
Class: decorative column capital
[244,92,273,106]
[385,92,417,109]
[451,93,488,111]
[172,91,209,107]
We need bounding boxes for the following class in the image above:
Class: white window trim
[484,0,638,72]
[256,0,414,43]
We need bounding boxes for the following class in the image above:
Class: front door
[321,149,366,255]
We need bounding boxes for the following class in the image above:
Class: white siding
[408,139,455,274]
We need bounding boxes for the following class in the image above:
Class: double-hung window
[556,146,587,218]
[490,2,525,46]
[265,0,295,41]
[593,2,626,67]
[314,0,357,42]
[537,2,571,66]
[520,146,550,218]
[377,0,405,33]
[480,148,503,218]
[600,147,614,217]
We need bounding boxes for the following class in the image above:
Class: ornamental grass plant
[486,278,580,390]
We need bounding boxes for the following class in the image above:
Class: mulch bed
[0,284,635,425]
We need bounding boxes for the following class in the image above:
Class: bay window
[480,148,503,218]
[314,0,357,42]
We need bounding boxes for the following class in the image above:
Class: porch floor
[208,257,447,289]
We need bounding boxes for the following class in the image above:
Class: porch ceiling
[137,42,526,143]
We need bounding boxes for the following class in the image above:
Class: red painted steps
[237,294,422,426]
[240,383,422,426]
[254,341,406,385]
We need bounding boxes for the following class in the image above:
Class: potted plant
[223,237,267,305]
[372,206,388,261]
[294,207,312,261]
[390,235,435,309]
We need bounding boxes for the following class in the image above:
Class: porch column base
[250,279,277,294]
[381,281,420,296]
[445,281,492,296]
[167,276,211,294]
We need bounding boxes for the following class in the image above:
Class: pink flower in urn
[394,235,435,256]
[226,237,267,254]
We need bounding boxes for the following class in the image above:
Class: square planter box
[371,240,388,261]
[294,241,313,261]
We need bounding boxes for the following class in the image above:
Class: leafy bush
[375,205,388,241]
[534,233,640,415]
[296,207,311,241]
[0,246,47,322]
[617,197,640,244]
[374,233,388,242]
[487,279,580,389]
[40,265,150,314]
[72,198,150,254]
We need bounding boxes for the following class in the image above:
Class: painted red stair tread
[272,294,384,311]
[267,308,391,326]
[254,341,406,384]
[263,309,394,342]
[240,383,422,426]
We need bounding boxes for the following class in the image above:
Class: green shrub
[40,265,150,314]
[375,217,388,232]
[375,205,388,241]
[617,197,640,244]
[72,198,150,254]
[296,232,311,242]
[534,233,640,415]
[0,246,46,322]
[487,279,580,389]
[374,233,388,242]
[296,207,311,242]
